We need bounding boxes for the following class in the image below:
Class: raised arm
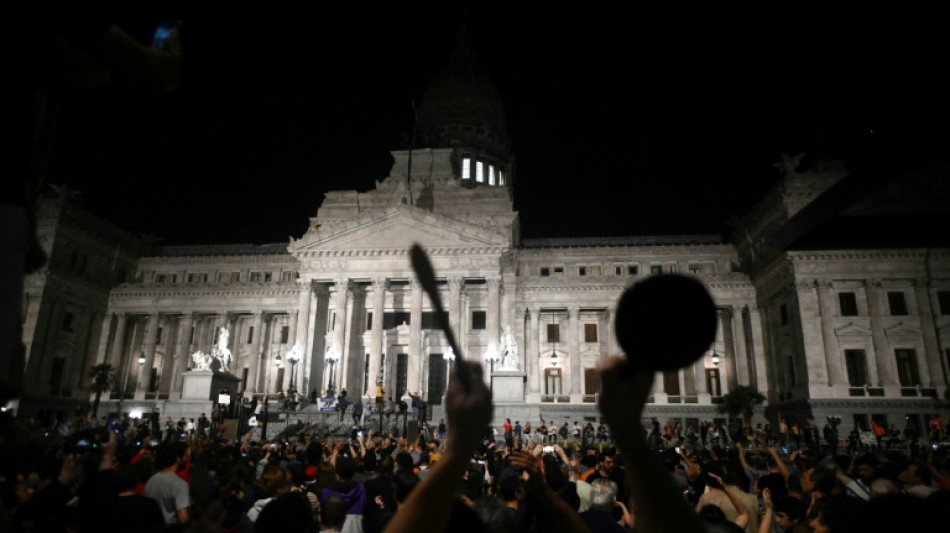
[383,361,493,533]
[598,357,704,533]
[709,472,749,529]
[509,450,591,533]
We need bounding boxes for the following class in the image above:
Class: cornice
[518,244,733,258]
[111,285,302,299]
[140,254,297,265]
[293,246,505,258]
[788,249,950,262]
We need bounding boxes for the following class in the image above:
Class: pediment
[835,322,871,336]
[290,207,506,253]
[885,322,921,336]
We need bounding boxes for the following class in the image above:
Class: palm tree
[89,363,115,418]
[719,385,766,428]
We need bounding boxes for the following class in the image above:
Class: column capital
[568,305,580,318]
[289,310,299,320]
[372,277,390,291]
[448,277,465,291]
[814,279,833,291]
[868,278,884,289]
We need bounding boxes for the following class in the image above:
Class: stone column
[288,310,300,391]
[226,312,239,357]
[73,311,100,390]
[408,279,422,393]
[605,308,618,355]
[916,280,944,387]
[718,309,738,391]
[259,313,275,393]
[369,279,387,387]
[747,306,768,394]
[93,313,113,366]
[569,305,581,395]
[302,283,323,395]
[109,313,129,370]
[816,281,846,388]
[866,280,897,387]
[528,306,540,394]
[137,314,160,393]
[295,286,311,353]
[487,278,502,361]
[245,311,263,394]
[694,356,709,402]
[731,306,751,387]
[448,278,463,356]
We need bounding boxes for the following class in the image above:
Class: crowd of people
[2,359,947,533]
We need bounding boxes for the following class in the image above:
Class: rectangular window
[280,325,289,344]
[663,263,678,273]
[615,265,623,276]
[584,323,598,342]
[488,165,495,185]
[887,292,908,315]
[62,312,75,332]
[540,267,550,277]
[937,290,950,315]
[650,265,662,274]
[584,368,601,395]
[396,353,408,398]
[230,272,240,283]
[421,311,449,329]
[50,357,65,389]
[246,326,254,345]
[366,312,373,331]
[590,265,602,276]
[329,312,336,333]
[546,323,560,343]
[148,367,158,392]
[471,311,487,330]
[462,158,471,180]
[578,266,587,276]
[664,371,681,396]
[706,368,721,396]
[249,272,261,282]
[845,349,868,386]
[780,303,789,325]
[476,161,484,183]
[895,349,920,387]
[498,171,505,186]
[839,292,859,316]
[553,267,564,277]
[242,368,249,392]
[628,265,638,275]
[275,367,285,392]
[155,327,163,344]
[689,264,701,274]
[264,272,272,282]
[383,312,411,329]
[281,271,297,282]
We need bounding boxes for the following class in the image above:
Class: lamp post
[326,345,341,397]
[484,347,500,374]
[288,347,301,410]
[443,347,455,404]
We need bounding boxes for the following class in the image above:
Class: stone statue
[499,325,519,370]
[212,327,233,373]
[191,350,212,371]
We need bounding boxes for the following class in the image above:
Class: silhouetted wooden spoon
[410,243,470,391]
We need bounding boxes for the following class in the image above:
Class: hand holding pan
[410,244,469,391]
[614,274,717,379]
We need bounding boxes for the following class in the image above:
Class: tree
[719,385,766,428]
[89,363,115,418]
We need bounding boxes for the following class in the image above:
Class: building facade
[16,42,950,437]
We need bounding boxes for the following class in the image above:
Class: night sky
[47,9,946,246]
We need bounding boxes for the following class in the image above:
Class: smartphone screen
[151,22,178,50]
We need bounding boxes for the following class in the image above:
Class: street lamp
[287,346,301,410]
[708,347,722,366]
[262,354,282,442]
[326,345,341,397]
[484,347,500,374]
